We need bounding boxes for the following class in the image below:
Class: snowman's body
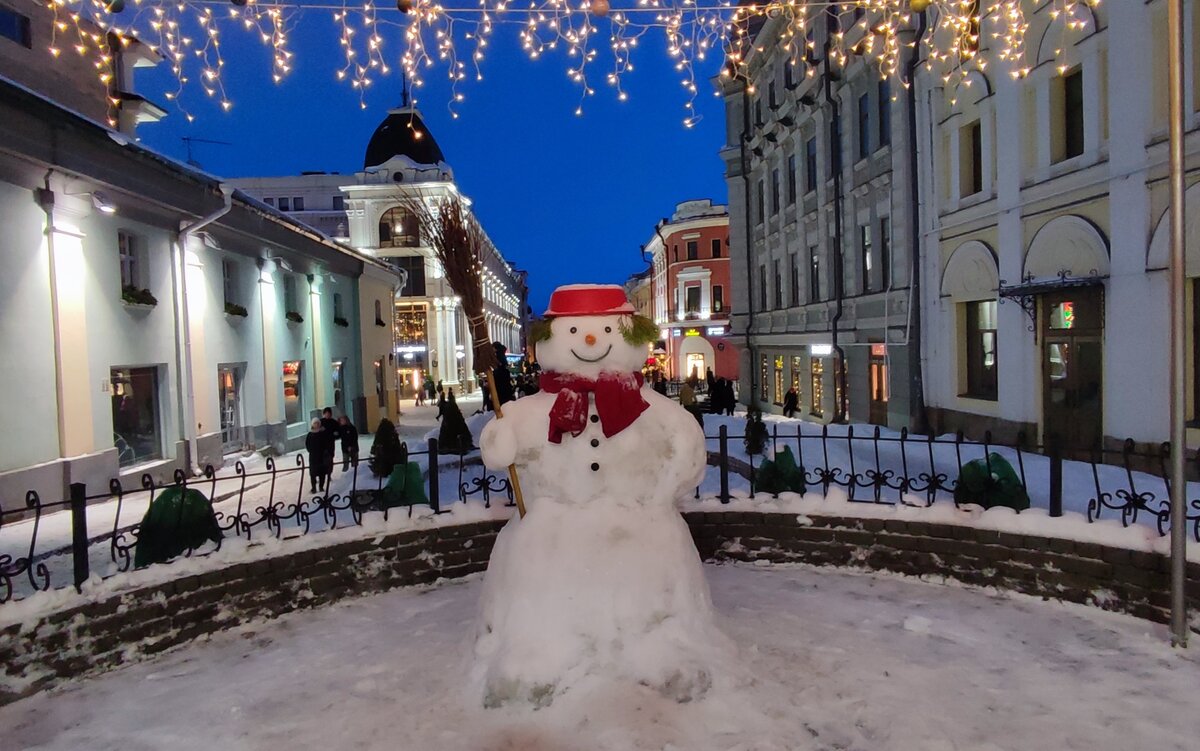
[473,287,734,707]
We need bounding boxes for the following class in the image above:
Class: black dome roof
[363,108,446,169]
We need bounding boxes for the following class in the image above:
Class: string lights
[44,0,1099,127]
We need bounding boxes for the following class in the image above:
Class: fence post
[69,482,89,592]
[428,437,440,514]
[718,425,730,504]
[1048,433,1063,518]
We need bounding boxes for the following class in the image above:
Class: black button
[590,438,599,448]
[590,415,599,423]
[590,462,600,471]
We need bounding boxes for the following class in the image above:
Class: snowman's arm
[642,391,708,501]
[479,397,544,470]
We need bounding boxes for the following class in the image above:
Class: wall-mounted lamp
[265,256,293,273]
[91,192,116,214]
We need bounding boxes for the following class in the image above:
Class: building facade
[645,199,739,382]
[719,10,919,427]
[231,106,528,400]
[0,76,399,508]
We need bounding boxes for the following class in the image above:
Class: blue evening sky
[137,12,730,311]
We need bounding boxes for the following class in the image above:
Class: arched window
[378,207,420,248]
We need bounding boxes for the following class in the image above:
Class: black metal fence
[2,423,1197,608]
[708,423,1200,543]
[0,437,512,604]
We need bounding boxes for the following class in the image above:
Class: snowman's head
[532,284,658,379]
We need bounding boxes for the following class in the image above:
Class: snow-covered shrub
[744,405,769,456]
[134,487,223,568]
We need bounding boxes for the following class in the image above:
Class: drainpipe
[822,30,848,423]
[37,170,69,458]
[739,83,756,404]
[905,11,931,435]
[653,221,675,377]
[174,184,234,474]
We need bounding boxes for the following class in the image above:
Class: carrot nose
[585,333,597,346]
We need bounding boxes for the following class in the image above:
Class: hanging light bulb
[591,0,610,18]
[397,0,414,13]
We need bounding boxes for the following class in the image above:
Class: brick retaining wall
[2,511,1197,706]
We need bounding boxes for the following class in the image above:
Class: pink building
[645,200,739,382]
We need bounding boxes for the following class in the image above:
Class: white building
[231,104,528,399]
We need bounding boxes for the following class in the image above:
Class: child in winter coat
[306,418,332,493]
[338,415,359,472]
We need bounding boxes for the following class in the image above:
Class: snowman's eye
[604,326,612,333]
[570,326,577,334]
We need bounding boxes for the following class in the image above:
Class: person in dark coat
[306,418,332,493]
[436,390,446,421]
[782,386,799,418]
[338,415,359,472]
[705,367,716,394]
[484,342,516,412]
[320,407,339,474]
[653,372,668,395]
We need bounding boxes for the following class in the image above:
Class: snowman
[472,284,736,708]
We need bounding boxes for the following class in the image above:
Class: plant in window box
[286,310,304,324]
[224,302,249,318]
[122,285,157,308]
[333,315,350,328]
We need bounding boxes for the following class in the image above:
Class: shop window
[964,300,998,399]
[774,355,785,404]
[760,355,770,403]
[111,366,162,468]
[810,357,824,417]
[283,360,304,424]
[711,238,722,258]
[687,240,698,260]
[860,225,873,294]
[787,155,797,204]
[960,120,983,196]
[878,79,891,147]
[791,356,802,395]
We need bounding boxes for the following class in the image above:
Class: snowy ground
[3,564,1197,751]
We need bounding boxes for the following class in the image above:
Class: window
[790,253,800,307]
[759,265,767,310]
[711,238,722,258]
[263,197,274,207]
[1062,69,1085,160]
[333,292,344,320]
[774,356,785,404]
[118,231,143,291]
[963,0,981,57]
[685,286,701,314]
[686,240,698,260]
[379,206,419,247]
[878,79,892,147]
[785,61,795,89]
[787,155,797,204]
[880,217,891,290]
[771,169,781,213]
[283,360,304,425]
[754,98,763,126]
[965,300,998,399]
[769,81,777,110]
[111,366,162,467]
[293,197,305,211]
[278,197,290,212]
[332,196,345,211]
[774,260,783,309]
[0,7,32,48]
[222,258,236,306]
[809,246,821,302]
[858,93,871,159]
[860,225,873,294]
[791,356,802,395]
[673,246,679,263]
[960,120,983,196]
[283,275,297,313]
[756,180,765,223]
[713,285,724,313]
[829,115,842,177]
[375,299,385,325]
[395,255,427,296]
[375,359,386,408]
[761,355,770,403]
[810,357,824,416]
[805,137,818,192]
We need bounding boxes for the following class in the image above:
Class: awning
[997,272,1107,331]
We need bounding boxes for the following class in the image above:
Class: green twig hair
[618,314,658,346]
[530,318,553,344]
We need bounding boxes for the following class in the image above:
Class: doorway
[331,359,346,416]
[1042,288,1103,455]
[685,353,706,384]
[868,344,888,426]
[218,365,243,453]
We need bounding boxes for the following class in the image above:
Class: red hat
[544,284,636,317]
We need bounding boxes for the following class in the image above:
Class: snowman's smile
[570,345,612,363]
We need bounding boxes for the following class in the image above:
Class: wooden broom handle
[484,369,527,518]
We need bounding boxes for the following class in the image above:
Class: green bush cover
[382,461,429,508]
[755,445,807,496]
[953,453,1030,511]
[369,418,403,478]
[134,486,223,568]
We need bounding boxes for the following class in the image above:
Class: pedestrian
[436,389,446,421]
[415,377,426,407]
[306,418,331,494]
[484,342,516,412]
[654,372,668,396]
[782,386,799,418]
[705,367,715,394]
[679,380,704,428]
[338,415,359,472]
[320,407,339,474]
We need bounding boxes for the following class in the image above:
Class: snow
[4,564,1197,750]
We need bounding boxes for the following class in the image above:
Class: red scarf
[540,371,648,443]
